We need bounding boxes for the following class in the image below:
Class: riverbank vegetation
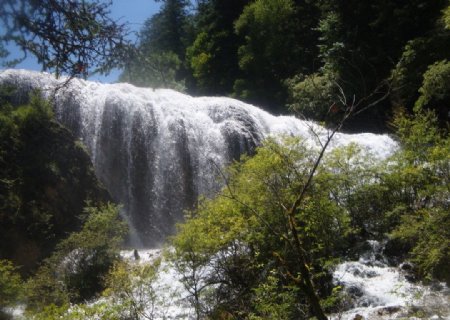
[1,88,447,319]
[0,0,449,319]
[169,106,449,319]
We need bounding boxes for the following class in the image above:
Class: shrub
[0,260,23,309]
[27,203,128,311]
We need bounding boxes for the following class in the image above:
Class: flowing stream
[2,70,448,319]
[331,241,450,319]
[118,245,450,320]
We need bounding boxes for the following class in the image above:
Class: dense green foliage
[415,60,450,125]
[121,0,449,130]
[291,0,449,130]
[185,0,248,95]
[0,88,128,318]
[26,258,163,320]
[0,88,111,274]
[26,203,127,312]
[388,108,450,283]
[0,1,449,317]
[0,260,23,312]
[233,0,318,112]
[169,138,368,318]
[286,73,338,122]
[101,258,162,319]
[170,107,449,318]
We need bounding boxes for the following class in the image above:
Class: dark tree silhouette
[0,0,129,78]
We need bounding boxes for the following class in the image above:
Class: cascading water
[2,70,449,319]
[0,69,396,247]
[331,241,450,319]
[119,242,450,320]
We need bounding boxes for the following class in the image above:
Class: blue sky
[1,0,161,83]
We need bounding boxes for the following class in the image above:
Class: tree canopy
[0,0,129,78]
[0,1,449,318]
[170,106,449,318]
[121,0,449,130]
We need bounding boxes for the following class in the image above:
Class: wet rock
[400,262,418,282]
[347,285,364,298]
[364,260,386,268]
[377,306,401,315]
[0,110,111,274]
[351,268,363,276]
[133,249,140,260]
[430,282,445,291]
[362,270,378,278]
[374,253,384,261]
[400,262,413,271]
[404,274,417,282]
[346,240,373,260]
[383,238,411,265]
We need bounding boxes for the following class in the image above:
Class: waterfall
[0,69,397,247]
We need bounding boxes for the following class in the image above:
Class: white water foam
[0,69,397,246]
[119,249,195,319]
[331,241,450,320]
[2,70,448,320]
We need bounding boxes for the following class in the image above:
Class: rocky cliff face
[0,88,111,274]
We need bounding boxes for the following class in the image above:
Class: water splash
[331,241,450,319]
[0,69,397,246]
[120,249,195,319]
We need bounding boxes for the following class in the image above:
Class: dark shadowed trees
[0,0,129,78]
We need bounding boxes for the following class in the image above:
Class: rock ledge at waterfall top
[0,69,398,246]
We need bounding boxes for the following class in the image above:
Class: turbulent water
[331,241,450,320]
[122,245,450,320]
[2,70,449,319]
[0,69,396,246]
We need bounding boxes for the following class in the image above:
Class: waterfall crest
[0,69,397,246]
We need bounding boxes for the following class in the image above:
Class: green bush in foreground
[26,203,128,313]
[170,106,449,317]
[0,259,23,310]
[389,107,450,283]
[28,258,164,320]
[170,137,360,318]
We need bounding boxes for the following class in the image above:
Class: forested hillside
[120,0,449,131]
[0,85,129,319]
[0,0,449,319]
[0,88,112,274]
